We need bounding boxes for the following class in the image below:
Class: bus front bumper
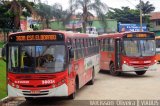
[122,63,157,72]
[8,83,68,98]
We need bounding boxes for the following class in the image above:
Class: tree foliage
[52,3,72,26]
[106,7,141,23]
[35,3,72,29]
[0,0,36,31]
[35,3,52,28]
[0,1,14,30]
[69,0,108,32]
[136,1,155,15]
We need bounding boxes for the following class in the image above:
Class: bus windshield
[8,45,66,74]
[123,40,156,57]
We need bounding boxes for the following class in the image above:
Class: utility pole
[140,0,143,31]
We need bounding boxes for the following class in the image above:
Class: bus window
[140,40,156,56]
[123,40,140,57]
[8,46,19,72]
[8,45,66,73]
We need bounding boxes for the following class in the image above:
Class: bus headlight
[61,79,65,83]
[52,84,55,88]
[123,61,126,64]
[12,83,15,87]
[16,85,19,89]
[58,82,61,86]
[155,60,157,62]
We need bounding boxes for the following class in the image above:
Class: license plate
[30,90,40,94]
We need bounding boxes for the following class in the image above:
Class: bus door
[115,39,121,69]
[67,44,76,94]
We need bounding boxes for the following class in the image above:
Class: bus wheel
[68,79,77,99]
[25,97,34,101]
[135,71,146,75]
[87,68,95,85]
[109,63,120,76]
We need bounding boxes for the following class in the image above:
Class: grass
[0,42,4,48]
[0,59,7,100]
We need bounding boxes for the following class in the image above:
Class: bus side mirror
[1,47,6,62]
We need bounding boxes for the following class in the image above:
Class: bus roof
[9,30,92,39]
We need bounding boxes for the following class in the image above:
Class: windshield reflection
[123,40,156,57]
[8,45,66,73]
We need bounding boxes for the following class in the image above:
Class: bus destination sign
[127,34,147,38]
[9,34,64,42]
[125,33,154,38]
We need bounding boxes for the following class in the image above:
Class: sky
[42,0,160,12]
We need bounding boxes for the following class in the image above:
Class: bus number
[42,80,55,84]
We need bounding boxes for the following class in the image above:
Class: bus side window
[67,38,73,59]
[103,39,105,51]
[77,39,80,59]
[85,39,88,56]
[81,39,84,57]
[84,38,87,56]
[74,39,78,60]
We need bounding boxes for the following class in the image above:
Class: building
[150,12,160,36]
[50,17,117,34]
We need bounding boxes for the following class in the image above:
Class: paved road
[2,64,160,106]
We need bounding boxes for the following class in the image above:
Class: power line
[125,0,137,7]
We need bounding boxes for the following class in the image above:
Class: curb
[0,97,14,105]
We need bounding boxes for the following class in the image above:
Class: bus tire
[109,63,121,76]
[135,71,146,75]
[25,97,34,101]
[87,68,95,85]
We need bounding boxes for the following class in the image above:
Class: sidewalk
[0,97,15,105]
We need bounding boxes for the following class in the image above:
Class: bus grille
[134,67,148,70]
[22,90,49,96]
[21,84,51,88]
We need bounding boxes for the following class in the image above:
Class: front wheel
[87,68,95,85]
[135,71,146,75]
[109,63,121,76]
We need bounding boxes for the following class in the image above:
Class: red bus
[99,32,157,76]
[156,36,160,63]
[2,31,100,100]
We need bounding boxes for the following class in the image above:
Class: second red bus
[99,31,157,76]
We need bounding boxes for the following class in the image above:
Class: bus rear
[5,31,74,100]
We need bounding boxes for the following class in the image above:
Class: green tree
[106,7,140,23]
[0,1,13,42]
[52,3,72,26]
[136,1,155,29]
[9,0,36,31]
[35,3,53,29]
[136,1,155,15]
[69,0,108,32]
